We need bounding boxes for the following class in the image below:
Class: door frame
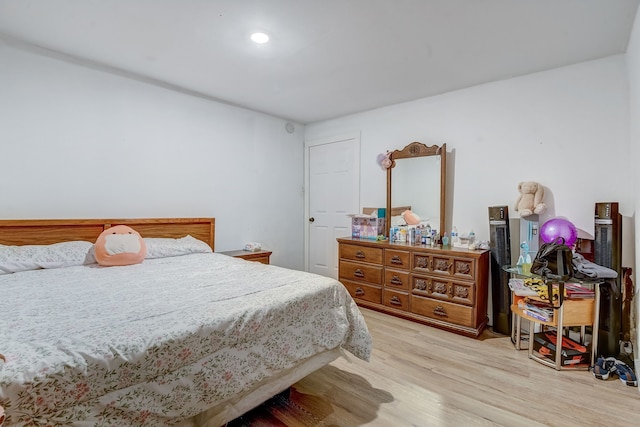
[304,131,361,272]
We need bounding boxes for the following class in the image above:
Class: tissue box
[351,216,386,240]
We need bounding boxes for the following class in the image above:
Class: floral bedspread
[0,254,372,426]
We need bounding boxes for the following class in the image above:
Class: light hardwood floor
[233,308,640,426]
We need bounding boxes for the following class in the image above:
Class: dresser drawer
[384,249,410,270]
[410,295,473,327]
[340,244,383,264]
[339,260,383,285]
[413,253,477,281]
[384,269,410,291]
[337,238,490,338]
[450,257,476,280]
[411,275,474,306]
[383,289,409,311]
[412,253,431,272]
[341,279,382,304]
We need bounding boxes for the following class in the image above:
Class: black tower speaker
[489,206,512,335]
[594,202,622,357]
[594,202,622,275]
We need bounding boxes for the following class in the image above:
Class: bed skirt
[180,348,344,427]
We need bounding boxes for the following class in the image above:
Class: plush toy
[401,209,421,225]
[94,225,147,266]
[514,181,547,218]
[376,151,392,170]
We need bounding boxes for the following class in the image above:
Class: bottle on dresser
[468,229,476,245]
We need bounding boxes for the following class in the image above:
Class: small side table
[511,294,598,370]
[504,266,601,371]
[219,249,272,264]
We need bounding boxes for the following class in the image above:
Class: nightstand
[219,249,272,264]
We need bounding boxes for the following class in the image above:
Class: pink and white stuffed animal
[401,209,421,225]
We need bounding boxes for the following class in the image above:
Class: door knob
[309,217,315,222]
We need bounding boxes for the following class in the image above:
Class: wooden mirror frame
[385,142,447,238]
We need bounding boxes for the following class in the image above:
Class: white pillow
[390,215,407,226]
[143,235,212,259]
[0,240,94,274]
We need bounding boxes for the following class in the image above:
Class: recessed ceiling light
[250,32,270,44]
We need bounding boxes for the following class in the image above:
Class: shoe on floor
[592,357,617,380]
[613,360,638,387]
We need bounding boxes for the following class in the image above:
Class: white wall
[0,38,305,269]
[626,5,640,371]
[306,55,632,252]
[306,54,634,330]
[2,28,636,320]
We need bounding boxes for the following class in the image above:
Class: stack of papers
[565,283,595,298]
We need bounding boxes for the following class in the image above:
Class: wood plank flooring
[228,308,640,427]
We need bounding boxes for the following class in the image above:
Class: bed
[0,218,372,426]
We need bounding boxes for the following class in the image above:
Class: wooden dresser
[337,237,490,337]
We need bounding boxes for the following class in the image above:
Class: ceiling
[1,0,638,124]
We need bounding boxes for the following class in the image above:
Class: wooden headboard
[0,218,215,250]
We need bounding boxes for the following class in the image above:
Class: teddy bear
[514,181,547,217]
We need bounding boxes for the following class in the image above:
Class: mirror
[386,142,446,239]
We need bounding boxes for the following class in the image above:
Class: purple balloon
[540,218,578,246]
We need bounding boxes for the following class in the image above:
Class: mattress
[0,253,372,426]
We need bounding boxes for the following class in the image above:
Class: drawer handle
[434,259,450,271]
[390,296,402,306]
[390,275,403,285]
[434,305,448,317]
[354,269,365,278]
[456,263,471,275]
[355,250,366,259]
[455,286,470,299]
[355,287,365,296]
[390,255,403,265]
[414,279,427,291]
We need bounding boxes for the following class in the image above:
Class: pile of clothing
[572,252,618,279]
